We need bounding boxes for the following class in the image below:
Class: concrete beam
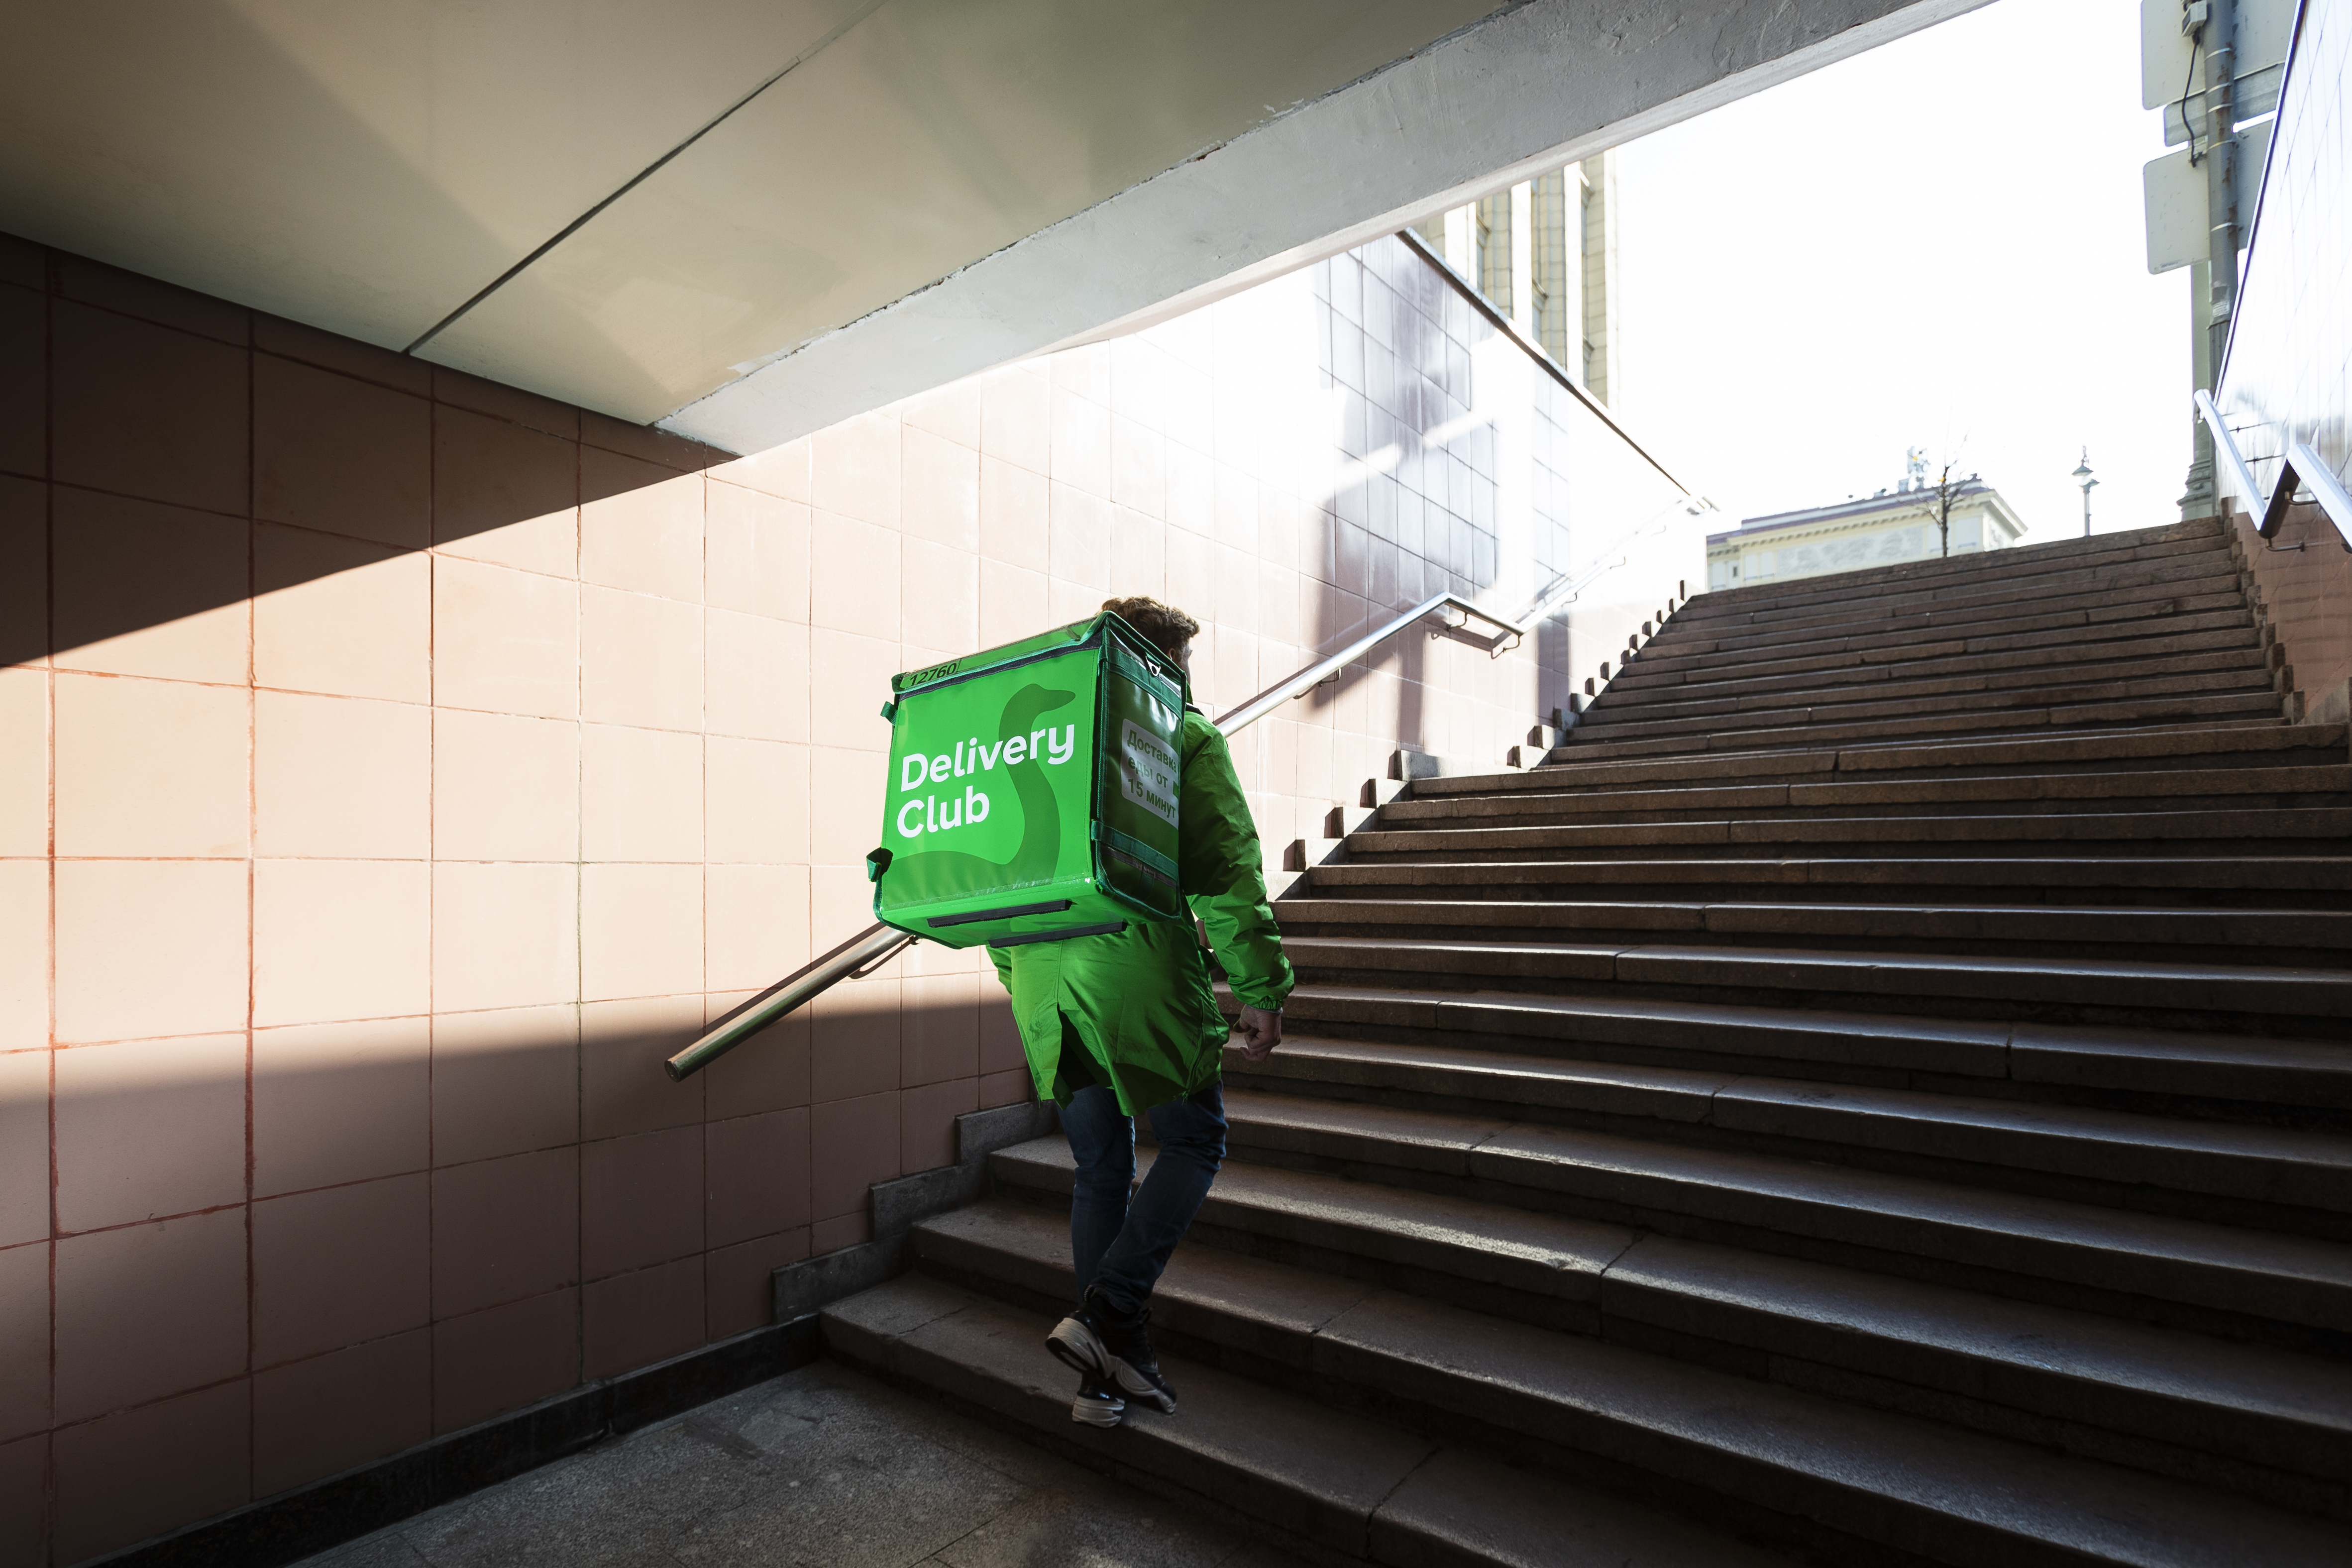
[664,0,1990,453]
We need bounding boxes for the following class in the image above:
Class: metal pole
[2203,0,2241,378]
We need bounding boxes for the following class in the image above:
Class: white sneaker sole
[1108,1358,1177,1415]
[1070,1389,1127,1427]
[1046,1315,1108,1378]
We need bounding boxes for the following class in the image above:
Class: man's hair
[1100,597,1199,660]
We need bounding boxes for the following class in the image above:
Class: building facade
[1707,467,2026,590]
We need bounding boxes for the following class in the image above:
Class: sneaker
[1045,1304,1109,1380]
[1071,1374,1127,1428]
[1085,1285,1177,1414]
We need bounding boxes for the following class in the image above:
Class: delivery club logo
[895,723,1078,840]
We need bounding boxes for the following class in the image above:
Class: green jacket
[990,709,1292,1115]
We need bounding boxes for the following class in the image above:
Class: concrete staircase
[824,519,2352,1566]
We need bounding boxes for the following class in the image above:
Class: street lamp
[2072,448,2098,536]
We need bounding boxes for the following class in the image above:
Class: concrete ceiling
[0,0,1987,452]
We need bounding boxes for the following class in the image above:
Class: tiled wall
[0,225,1692,1564]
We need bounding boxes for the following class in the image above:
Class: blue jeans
[1060,1079,1227,1319]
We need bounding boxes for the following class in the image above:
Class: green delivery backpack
[866,613,1189,949]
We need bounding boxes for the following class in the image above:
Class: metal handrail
[1209,592,1521,735]
[2195,389,2352,550]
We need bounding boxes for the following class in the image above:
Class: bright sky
[1615,0,2192,540]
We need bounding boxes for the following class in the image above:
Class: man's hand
[1234,1006,1283,1062]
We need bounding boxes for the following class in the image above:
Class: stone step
[1378,764,2352,827]
[1211,1089,2352,1340]
[1608,623,2262,698]
[1630,598,2254,677]
[875,1213,2352,1565]
[1673,553,2242,638]
[1268,936,2352,1029]
[1343,806,2352,859]
[1224,1035,2352,1223]
[1251,987,2352,1109]
[821,1273,1800,1567]
[958,1161,2352,1509]
[1274,897,2352,965]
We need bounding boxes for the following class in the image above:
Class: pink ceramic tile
[581,585,701,732]
[251,1329,430,1497]
[431,1287,578,1434]
[1108,338,1168,427]
[53,673,246,858]
[1049,391,1112,500]
[0,1046,45,1247]
[582,1255,703,1379]
[1110,508,1167,599]
[254,524,432,703]
[252,315,432,397]
[900,426,979,552]
[707,437,810,505]
[54,1033,244,1233]
[979,453,1049,573]
[54,1207,246,1421]
[580,994,704,1140]
[429,862,578,1014]
[975,559,1049,650]
[254,692,430,859]
[0,671,40,860]
[429,1147,578,1318]
[253,1018,429,1197]
[804,631,897,759]
[432,1004,577,1165]
[51,1381,249,1565]
[977,993,1024,1077]
[977,1067,1034,1111]
[807,1087,898,1215]
[53,861,247,1044]
[706,864,809,996]
[704,1227,808,1340]
[0,1431,42,1568]
[580,449,703,603]
[902,377,982,452]
[581,724,703,862]
[0,474,41,670]
[899,539,978,656]
[1051,342,1111,404]
[1213,542,1260,632]
[254,355,430,548]
[701,1002,809,1122]
[806,742,887,868]
[432,556,578,721]
[1046,484,1112,592]
[705,735,807,866]
[56,256,245,343]
[980,367,1051,475]
[1045,576,1100,627]
[705,610,808,744]
[1165,439,1215,538]
[809,863,880,949]
[432,709,578,862]
[580,1126,703,1279]
[50,490,248,683]
[704,482,809,622]
[580,412,721,472]
[809,413,900,528]
[253,1173,428,1363]
[581,863,702,1003]
[809,980,898,1105]
[807,512,901,640]
[901,972,977,1088]
[808,1212,867,1255]
[0,287,45,481]
[431,405,577,576]
[1110,416,1167,519]
[51,304,248,517]
[432,368,578,441]
[254,859,430,1026]
[704,1107,809,1250]
[900,1077,976,1175]
[0,1240,47,1442]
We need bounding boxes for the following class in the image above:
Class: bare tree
[1925,448,1972,559]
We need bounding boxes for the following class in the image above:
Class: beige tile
[53,1208,248,1426]
[902,377,982,451]
[54,673,246,858]
[431,862,578,1014]
[432,708,578,861]
[252,1174,429,1363]
[432,405,577,577]
[254,355,430,549]
[1046,483,1112,592]
[899,539,977,657]
[0,288,45,482]
[581,724,702,862]
[805,629,898,759]
[0,863,42,1060]
[977,559,1050,648]
[255,525,431,703]
[580,993,704,1138]
[707,437,809,504]
[581,585,700,732]
[580,449,703,603]
[56,257,246,343]
[1110,507,1167,600]
[981,367,1050,475]
[0,474,41,668]
[979,454,1049,572]
[0,670,41,858]
[807,744,887,866]
[254,692,430,859]
[705,736,807,866]
[808,511,901,640]
[809,412,899,528]
[432,368,577,441]
[0,1233,45,1437]
[900,426,979,552]
[252,1329,430,1498]
[253,314,432,395]
[705,481,809,622]
[254,859,431,1027]
[433,555,578,720]
[51,489,249,684]
[706,863,809,994]
[432,1004,578,1165]
[51,304,248,517]
[1050,390,1111,498]
[253,1017,430,1197]
[581,863,701,1003]
[54,1033,246,1232]
[706,610,808,743]
[1111,415,1168,519]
